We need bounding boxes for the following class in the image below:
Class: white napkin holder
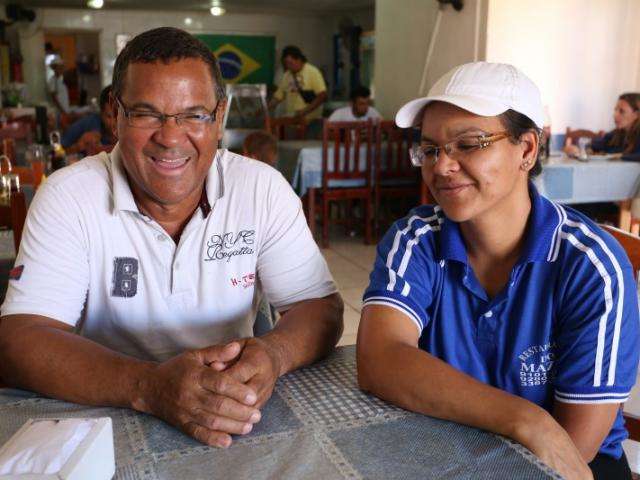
[0,417,115,480]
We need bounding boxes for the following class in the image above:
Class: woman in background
[565,93,640,159]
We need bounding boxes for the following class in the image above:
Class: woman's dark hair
[112,27,226,103]
[608,92,640,153]
[498,109,543,178]
[281,45,307,63]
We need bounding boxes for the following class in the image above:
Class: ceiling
[8,0,375,15]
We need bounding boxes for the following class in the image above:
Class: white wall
[13,7,340,105]
[486,0,640,134]
[373,0,487,119]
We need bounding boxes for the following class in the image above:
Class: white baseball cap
[395,62,545,129]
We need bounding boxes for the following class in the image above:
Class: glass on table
[0,172,19,205]
[577,136,590,160]
[25,144,46,182]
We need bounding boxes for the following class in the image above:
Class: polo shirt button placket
[478,309,498,344]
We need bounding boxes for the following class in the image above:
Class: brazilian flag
[195,34,275,85]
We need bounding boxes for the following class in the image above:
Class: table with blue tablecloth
[0,346,561,479]
[279,143,640,207]
[278,140,375,197]
[534,155,640,204]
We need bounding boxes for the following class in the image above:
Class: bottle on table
[49,131,66,172]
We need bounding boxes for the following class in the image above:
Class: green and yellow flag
[195,34,275,85]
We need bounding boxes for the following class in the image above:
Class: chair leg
[618,199,632,231]
[307,188,316,237]
[364,196,373,245]
[322,197,330,248]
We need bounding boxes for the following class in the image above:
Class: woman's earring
[521,160,532,169]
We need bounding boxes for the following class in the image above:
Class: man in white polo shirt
[328,85,382,123]
[0,28,343,449]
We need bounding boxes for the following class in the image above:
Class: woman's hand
[513,410,593,480]
[564,137,581,157]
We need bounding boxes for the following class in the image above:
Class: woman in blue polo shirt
[357,62,639,480]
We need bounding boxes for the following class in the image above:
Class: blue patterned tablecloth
[0,346,561,479]
[534,156,640,204]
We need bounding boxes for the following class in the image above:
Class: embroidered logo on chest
[111,257,138,298]
[205,230,255,263]
[518,342,557,387]
[230,273,255,289]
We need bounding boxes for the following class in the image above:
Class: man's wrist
[259,332,291,377]
[127,360,157,414]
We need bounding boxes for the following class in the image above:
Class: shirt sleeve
[256,172,336,310]
[591,131,616,153]
[0,182,90,326]
[369,107,383,120]
[553,232,640,404]
[272,74,287,102]
[328,108,344,122]
[307,65,327,94]
[362,212,439,333]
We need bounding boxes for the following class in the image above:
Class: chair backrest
[375,120,417,182]
[600,224,640,274]
[10,190,26,253]
[322,119,374,188]
[268,116,307,140]
[0,121,33,143]
[565,127,605,144]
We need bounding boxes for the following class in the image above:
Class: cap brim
[395,94,510,128]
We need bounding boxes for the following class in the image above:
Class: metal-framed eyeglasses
[116,97,220,130]
[409,131,512,167]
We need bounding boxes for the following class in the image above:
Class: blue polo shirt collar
[438,182,563,266]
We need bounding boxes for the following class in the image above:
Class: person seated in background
[565,93,640,160]
[242,131,278,167]
[62,85,116,156]
[357,62,639,480]
[328,85,382,123]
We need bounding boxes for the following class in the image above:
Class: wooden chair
[0,154,42,188]
[267,116,307,140]
[9,190,26,253]
[374,121,421,235]
[0,121,33,144]
[0,189,26,389]
[600,224,640,440]
[565,127,605,144]
[306,119,374,248]
[0,189,27,255]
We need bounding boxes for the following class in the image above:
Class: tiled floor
[319,235,377,346]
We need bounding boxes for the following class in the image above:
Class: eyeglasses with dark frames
[116,97,220,130]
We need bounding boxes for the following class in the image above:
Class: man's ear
[216,99,228,141]
[109,93,119,139]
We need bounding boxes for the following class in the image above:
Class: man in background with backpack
[269,46,327,136]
